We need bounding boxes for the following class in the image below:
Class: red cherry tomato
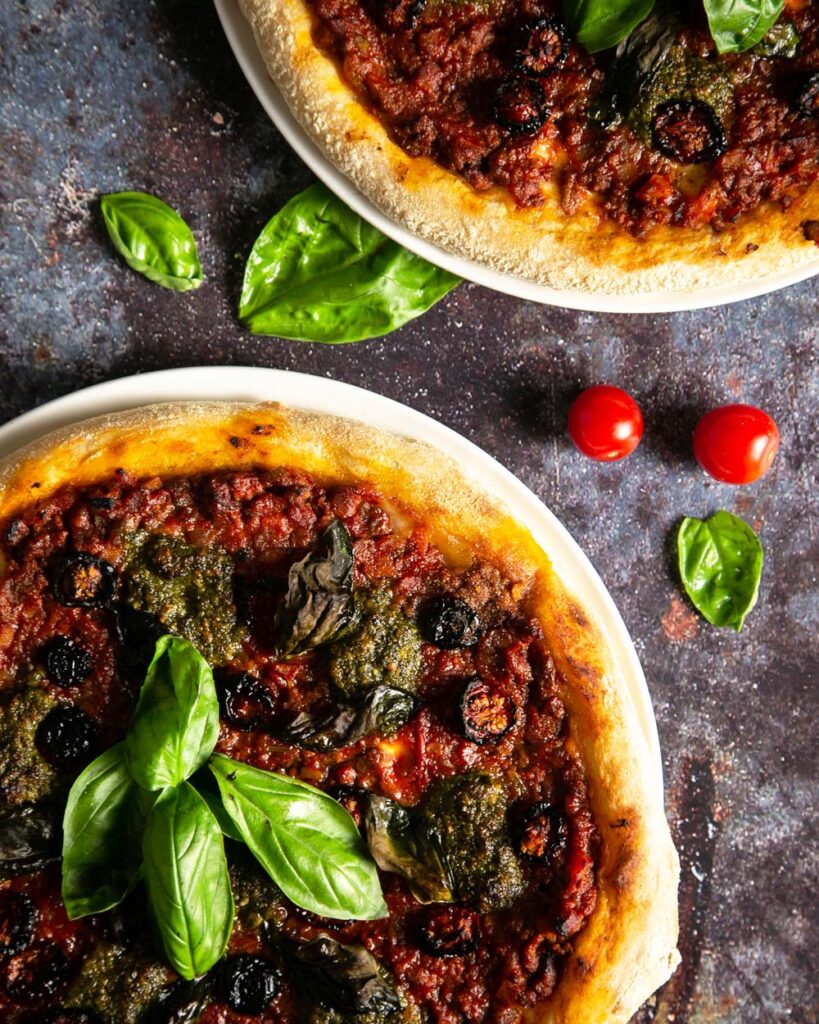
[693,403,779,484]
[567,386,643,462]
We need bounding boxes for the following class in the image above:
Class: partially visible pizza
[0,402,678,1023]
[237,0,819,294]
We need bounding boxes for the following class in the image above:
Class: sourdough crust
[237,0,819,296]
[0,401,680,1023]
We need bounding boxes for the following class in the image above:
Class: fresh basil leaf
[101,191,203,292]
[209,754,387,920]
[703,0,784,53]
[192,770,244,842]
[125,636,220,791]
[563,0,655,52]
[283,687,417,752]
[61,743,144,919]
[274,520,356,658]
[143,782,233,980]
[677,510,763,631]
[365,794,452,904]
[288,937,402,1016]
[238,184,459,343]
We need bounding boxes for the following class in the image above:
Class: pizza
[0,402,679,1024]
[236,0,819,295]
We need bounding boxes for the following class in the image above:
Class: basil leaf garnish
[101,191,203,292]
[238,184,459,343]
[703,0,784,53]
[209,754,387,921]
[677,510,763,631]
[62,743,144,919]
[274,520,356,658]
[283,686,417,752]
[563,0,655,53]
[365,795,453,904]
[143,782,233,980]
[125,636,219,791]
[289,937,402,1016]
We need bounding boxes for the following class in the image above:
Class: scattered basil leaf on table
[61,742,144,919]
[101,191,203,292]
[238,183,460,343]
[143,782,234,980]
[562,0,656,53]
[703,0,784,53]
[677,510,763,631]
[274,519,356,657]
[209,753,387,920]
[125,635,219,791]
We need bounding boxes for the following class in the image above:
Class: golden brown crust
[237,0,819,296]
[0,401,680,1023]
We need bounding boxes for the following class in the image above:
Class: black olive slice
[52,553,116,608]
[517,802,568,862]
[493,77,549,135]
[794,72,818,118]
[419,596,480,650]
[515,17,569,77]
[221,954,280,1014]
[42,637,93,689]
[459,679,516,744]
[35,706,98,771]
[650,98,727,164]
[419,905,480,957]
[217,672,275,732]
[0,891,37,955]
[3,941,70,1006]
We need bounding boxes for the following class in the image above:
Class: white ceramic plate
[215,0,819,313]
[0,367,662,786]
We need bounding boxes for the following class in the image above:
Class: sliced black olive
[794,73,818,119]
[515,17,569,77]
[419,596,480,650]
[418,905,480,957]
[517,802,568,862]
[42,637,92,689]
[221,954,280,1014]
[459,679,516,744]
[218,672,275,732]
[650,98,726,164]
[52,553,116,608]
[35,706,98,771]
[3,941,70,1005]
[0,891,37,955]
[493,77,549,135]
[32,1011,103,1024]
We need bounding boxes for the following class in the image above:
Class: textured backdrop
[1,1,817,1021]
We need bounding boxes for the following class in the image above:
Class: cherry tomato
[567,386,643,462]
[693,403,779,484]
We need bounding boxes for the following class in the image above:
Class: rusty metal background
[0,2,817,1020]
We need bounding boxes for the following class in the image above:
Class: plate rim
[0,366,664,788]
[214,0,819,314]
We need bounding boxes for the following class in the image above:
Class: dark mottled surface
[0,1,817,1021]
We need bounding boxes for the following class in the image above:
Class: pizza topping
[42,637,93,690]
[218,671,275,732]
[366,795,454,903]
[795,73,819,119]
[419,594,481,649]
[418,905,481,957]
[52,553,116,608]
[220,954,280,1015]
[282,685,418,751]
[460,679,517,744]
[35,706,99,771]
[289,936,402,1016]
[63,940,171,1024]
[0,690,60,806]
[0,892,37,956]
[37,1011,104,1024]
[517,802,569,863]
[516,18,570,77]
[0,803,62,875]
[651,98,727,165]
[494,77,550,135]
[3,941,71,1006]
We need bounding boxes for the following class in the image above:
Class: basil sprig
[677,510,763,631]
[62,634,386,979]
[238,184,459,343]
[564,0,785,54]
[101,191,203,292]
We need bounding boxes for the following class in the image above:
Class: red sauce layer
[0,469,597,1023]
